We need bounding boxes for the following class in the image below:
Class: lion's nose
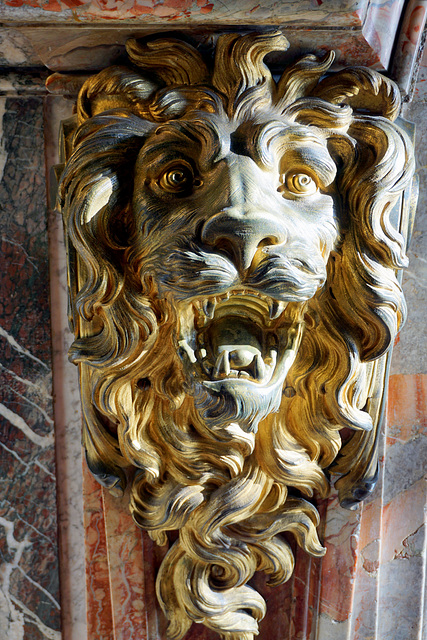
[201,210,287,273]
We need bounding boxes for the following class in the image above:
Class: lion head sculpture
[58,31,415,640]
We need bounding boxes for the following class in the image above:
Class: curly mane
[59,31,414,640]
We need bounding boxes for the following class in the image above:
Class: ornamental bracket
[57,31,416,640]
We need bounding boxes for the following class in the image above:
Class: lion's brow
[144,118,225,163]
[252,124,337,184]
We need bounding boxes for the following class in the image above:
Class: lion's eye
[158,164,199,194]
[283,172,318,196]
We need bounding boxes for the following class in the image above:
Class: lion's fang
[213,351,230,378]
[203,299,216,319]
[265,350,277,368]
[254,354,266,380]
[178,340,197,364]
[202,361,213,375]
[238,371,250,379]
[269,300,287,320]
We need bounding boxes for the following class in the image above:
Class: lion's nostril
[204,235,263,272]
[257,236,280,249]
[214,238,239,262]
[201,211,287,272]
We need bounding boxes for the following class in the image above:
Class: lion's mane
[59,32,414,639]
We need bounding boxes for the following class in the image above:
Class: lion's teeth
[215,292,229,303]
[195,347,208,363]
[216,291,230,302]
[254,354,266,380]
[203,361,213,375]
[203,298,216,319]
[269,300,287,320]
[238,371,250,379]
[213,350,230,378]
[229,348,256,368]
[269,301,277,318]
[178,340,197,364]
[193,300,207,328]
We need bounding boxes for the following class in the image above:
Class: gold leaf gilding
[57,31,416,639]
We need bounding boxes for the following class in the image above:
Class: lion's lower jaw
[183,323,303,434]
[191,376,282,433]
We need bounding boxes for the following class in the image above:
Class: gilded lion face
[59,31,415,640]
[133,118,339,431]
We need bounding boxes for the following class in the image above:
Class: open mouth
[177,290,304,392]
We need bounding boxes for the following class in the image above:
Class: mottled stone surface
[0,28,42,69]
[0,71,48,96]
[391,1,427,97]
[413,37,427,100]
[45,94,86,640]
[23,26,388,73]
[82,465,113,640]
[102,488,147,640]
[0,0,371,24]
[0,97,61,639]
[393,47,427,375]
[377,374,426,640]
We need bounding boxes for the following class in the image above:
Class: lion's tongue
[210,318,265,380]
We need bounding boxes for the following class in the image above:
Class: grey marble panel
[0,96,62,640]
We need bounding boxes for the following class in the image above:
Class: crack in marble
[33,459,56,480]
[0,325,49,370]
[0,440,55,484]
[1,236,40,271]
[10,595,61,640]
[0,101,6,183]
[116,561,137,637]
[15,565,60,610]
[14,120,42,131]
[0,440,31,470]
[1,501,52,545]
[9,386,54,426]
[0,516,60,639]
[392,524,426,560]
[0,516,32,626]
[0,402,53,448]
[0,363,45,392]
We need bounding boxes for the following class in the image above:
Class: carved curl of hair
[59,32,414,639]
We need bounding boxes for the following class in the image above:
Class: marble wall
[45,95,87,640]
[0,96,61,640]
[0,0,402,25]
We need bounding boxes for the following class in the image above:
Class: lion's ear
[313,67,401,121]
[77,66,158,124]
